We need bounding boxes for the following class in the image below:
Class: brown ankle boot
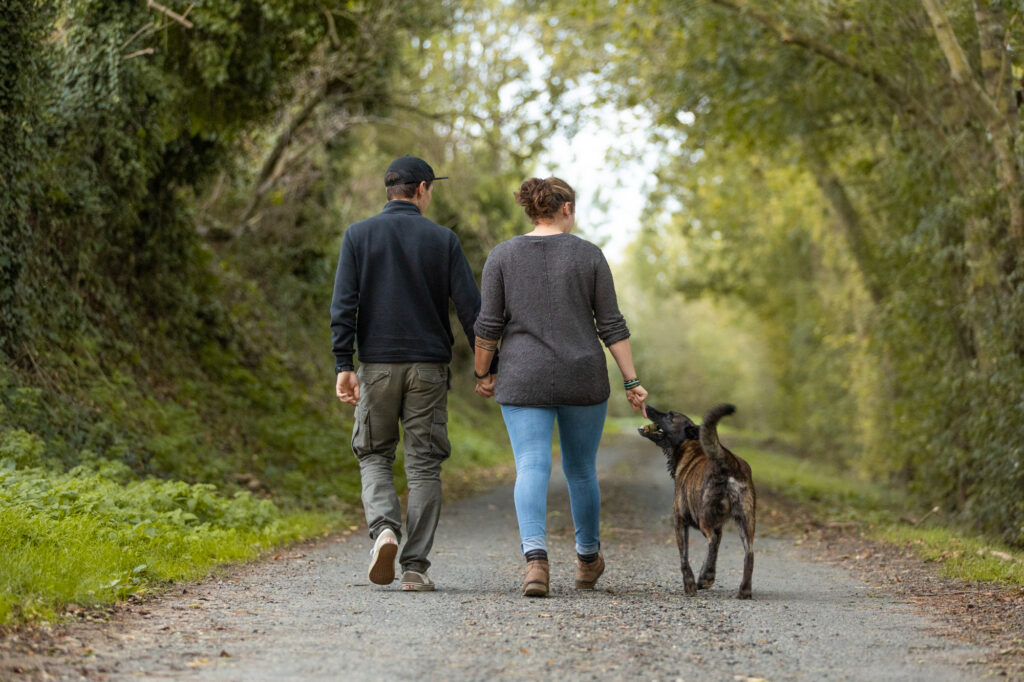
[522,560,549,597]
[575,552,605,589]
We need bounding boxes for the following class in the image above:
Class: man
[331,155,491,591]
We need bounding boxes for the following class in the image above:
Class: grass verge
[738,444,1024,585]
[608,417,1024,585]
[0,457,334,625]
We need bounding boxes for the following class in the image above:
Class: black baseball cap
[384,155,448,187]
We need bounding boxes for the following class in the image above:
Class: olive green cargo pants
[351,362,450,574]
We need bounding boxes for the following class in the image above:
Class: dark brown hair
[385,171,429,200]
[514,177,575,223]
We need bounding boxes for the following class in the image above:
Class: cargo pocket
[350,405,372,459]
[430,407,451,460]
[359,367,391,391]
[415,366,448,387]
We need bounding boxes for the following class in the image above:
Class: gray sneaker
[368,528,398,585]
[401,570,435,591]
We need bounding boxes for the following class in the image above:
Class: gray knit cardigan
[473,233,631,406]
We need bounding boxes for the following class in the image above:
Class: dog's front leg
[697,527,722,589]
[675,521,697,595]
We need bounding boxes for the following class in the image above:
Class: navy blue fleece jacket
[330,200,482,372]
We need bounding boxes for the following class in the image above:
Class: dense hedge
[0,1,426,484]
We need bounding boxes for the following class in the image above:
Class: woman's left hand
[475,373,496,399]
[626,385,648,417]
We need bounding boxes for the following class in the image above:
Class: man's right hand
[336,371,360,406]
[474,373,496,399]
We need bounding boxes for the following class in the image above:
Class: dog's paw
[683,582,698,596]
[736,590,752,600]
[697,576,715,589]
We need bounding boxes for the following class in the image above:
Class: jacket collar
[381,200,422,216]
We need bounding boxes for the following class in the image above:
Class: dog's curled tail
[700,403,736,466]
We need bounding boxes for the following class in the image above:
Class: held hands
[475,373,496,399]
[336,371,360,406]
[626,385,648,417]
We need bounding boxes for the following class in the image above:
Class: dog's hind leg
[735,517,754,600]
[675,521,697,595]
[697,527,722,589]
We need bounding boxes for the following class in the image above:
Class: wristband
[623,377,641,390]
[474,370,490,380]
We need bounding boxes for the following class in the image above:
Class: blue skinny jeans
[500,401,608,556]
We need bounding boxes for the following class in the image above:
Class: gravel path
[30,436,988,680]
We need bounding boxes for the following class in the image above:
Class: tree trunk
[806,153,885,305]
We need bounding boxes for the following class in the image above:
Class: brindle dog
[639,404,756,599]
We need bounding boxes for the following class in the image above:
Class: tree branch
[146,0,193,29]
[708,0,945,137]
[972,1,1017,121]
[234,82,383,234]
[123,47,155,60]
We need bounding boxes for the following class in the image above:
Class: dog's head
[638,405,700,450]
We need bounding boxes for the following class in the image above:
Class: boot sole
[522,582,548,597]
[401,581,436,591]
[574,580,598,589]
[368,541,397,585]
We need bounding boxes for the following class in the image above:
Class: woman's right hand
[626,384,647,417]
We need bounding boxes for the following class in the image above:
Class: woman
[473,177,648,597]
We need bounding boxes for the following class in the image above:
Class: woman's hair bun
[514,177,575,224]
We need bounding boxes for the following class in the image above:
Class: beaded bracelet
[623,377,641,390]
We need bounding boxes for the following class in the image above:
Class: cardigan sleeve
[473,250,507,341]
[592,249,630,347]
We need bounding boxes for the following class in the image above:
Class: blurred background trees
[534,0,1023,544]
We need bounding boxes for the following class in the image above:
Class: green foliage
[3,0,432,362]
[608,280,782,428]
[742,444,901,517]
[0,0,52,355]
[536,0,1024,546]
[740,441,1024,585]
[0,458,331,624]
[625,154,871,457]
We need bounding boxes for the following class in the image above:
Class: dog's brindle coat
[639,404,756,599]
